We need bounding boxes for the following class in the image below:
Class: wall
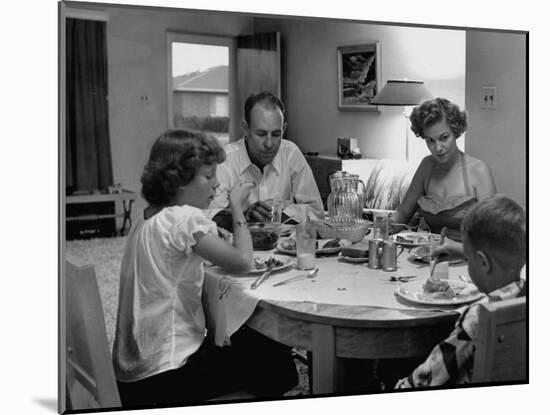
[107,6,253,213]
[66,3,254,214]
[66,5,525,211]
[465,31,527,208]
[255,18,466,164]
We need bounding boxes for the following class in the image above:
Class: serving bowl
[315,218,371,243]
[248,222,281,251]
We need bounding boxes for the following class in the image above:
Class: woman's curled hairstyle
[141,129,225,206]
[410,97,468,139]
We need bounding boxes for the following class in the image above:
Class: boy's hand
[229,181,255,212]
[431,239,464,262]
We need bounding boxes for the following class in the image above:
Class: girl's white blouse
[112,205,217,382]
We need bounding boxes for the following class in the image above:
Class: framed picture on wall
[337,42,380,110]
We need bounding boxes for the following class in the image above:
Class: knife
[429,227,448,277]
[250,264,275,290]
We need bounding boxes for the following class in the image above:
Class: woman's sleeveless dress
[417,153,477,242]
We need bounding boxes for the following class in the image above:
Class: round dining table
[246,298,458,394]
[202,243,476,395]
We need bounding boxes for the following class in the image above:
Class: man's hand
[244,201,273,222]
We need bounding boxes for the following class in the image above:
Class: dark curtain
[235,32,280,141]
[66,18,113,193]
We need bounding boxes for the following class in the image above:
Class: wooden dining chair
[64,254,121,410]
[472,296,527,383]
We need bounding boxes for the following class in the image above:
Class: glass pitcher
[329,171,348,192]
[349,174,366,218]
[327,175,361,222]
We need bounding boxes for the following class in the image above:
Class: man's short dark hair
[462,195,526,272]
[244,91,285,125]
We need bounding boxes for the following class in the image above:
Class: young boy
[395,195,526,388]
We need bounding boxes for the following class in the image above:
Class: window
[167,33,234,146]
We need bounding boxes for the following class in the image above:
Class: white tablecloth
[203,252,470,346]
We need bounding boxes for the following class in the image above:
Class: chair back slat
[472,297,527,383]
[65,254,121,410]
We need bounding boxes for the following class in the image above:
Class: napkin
[433,261,449,279]
[203,274,260,346]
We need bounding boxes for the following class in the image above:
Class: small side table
[66,190,137,236]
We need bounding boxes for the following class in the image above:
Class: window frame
[166,32,236,136]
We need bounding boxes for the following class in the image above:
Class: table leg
[311,323,344,394]
[121,199,134,235]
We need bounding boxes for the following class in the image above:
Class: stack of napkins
[340,239,370,258]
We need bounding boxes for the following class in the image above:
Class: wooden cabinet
[305,155,379,209]
[305,155,342,208]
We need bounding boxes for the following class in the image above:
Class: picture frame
[337,42,380,111]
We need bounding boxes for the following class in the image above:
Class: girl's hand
[229,181,255,211]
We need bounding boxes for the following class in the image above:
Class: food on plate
[321,238,342,249]
[396,234,416,244]
[248,223,280,250]
[413,246,431,258]
[254,256,284,270]
[279,238,296,251]
[279,237,349,252]
[422,277,463,299]
[340,239,370,258]
[423,276,451,292]
[395,232,441,245]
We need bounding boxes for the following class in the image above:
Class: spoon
[273,267,319,287]
[389,275,417,282]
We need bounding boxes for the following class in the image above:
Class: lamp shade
[371,79,432,106]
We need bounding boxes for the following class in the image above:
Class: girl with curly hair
[112,130,297,408]
[390,98,497,241]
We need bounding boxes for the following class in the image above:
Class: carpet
[65,236,309,396]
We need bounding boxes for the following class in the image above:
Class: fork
[429,227,448,277]
[250,264,275,290]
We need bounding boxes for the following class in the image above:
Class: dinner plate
[390,231,441,248]
[409,246,464,265]
[338,252,369,264]
[276,238,351,256]
[396,279,484,306]
[249,254,294,274]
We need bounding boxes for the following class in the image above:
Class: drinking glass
[296,222,316,270]
[265,198,282,224]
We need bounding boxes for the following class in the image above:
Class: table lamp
[371,79,432,161]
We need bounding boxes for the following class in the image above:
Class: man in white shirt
[209,91,324,228]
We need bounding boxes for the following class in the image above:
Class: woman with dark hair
[112,130,297,408]
[390,98,497,241]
